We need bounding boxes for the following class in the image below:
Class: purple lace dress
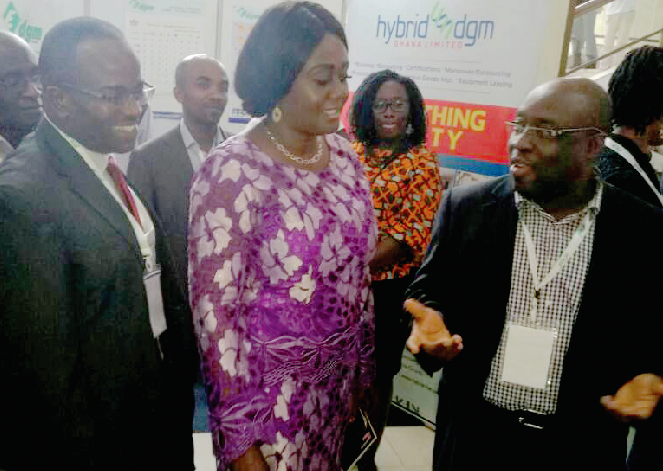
[188,133,377,471]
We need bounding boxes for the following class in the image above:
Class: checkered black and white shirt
[482,182,603,414]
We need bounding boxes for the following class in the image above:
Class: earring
[406,123,414,136]
[271,105,283,123]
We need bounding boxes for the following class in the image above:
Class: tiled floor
[192,426,435,471]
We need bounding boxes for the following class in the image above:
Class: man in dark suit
[128,54,230,283]
[0,31,41,162]
[0,17,196,470]
[403,78,663,471]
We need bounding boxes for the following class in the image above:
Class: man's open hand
[404,298,463,361]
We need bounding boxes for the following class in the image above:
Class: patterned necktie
[107,156,142,229]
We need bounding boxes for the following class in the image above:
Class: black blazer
[407,175,663,471]
[128,126,192,285]
[598,134,663,209]
[0,120,194,470]
[127,125,231,285]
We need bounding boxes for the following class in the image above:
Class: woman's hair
[351,69,427,153]
[608,46,663,134]
[235,1,347,117]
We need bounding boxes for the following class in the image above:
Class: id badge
[500,323,556,389]
[144,265,167,339]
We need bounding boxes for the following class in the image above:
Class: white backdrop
[90,0,219,115]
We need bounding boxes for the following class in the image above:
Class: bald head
[525,78,611,132]
[510,78,609,208]
[174,54,226,87]
[174,54,228,129]
[0,31,33,54]
[0,31,40,139]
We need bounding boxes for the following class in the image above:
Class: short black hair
[351,69,427,153]
[235,1,347,117]
[39,17,125,87]
[608,46,663,134]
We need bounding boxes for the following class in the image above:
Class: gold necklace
[265,126,324,165]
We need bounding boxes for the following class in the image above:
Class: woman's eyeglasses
[372,99,408,113]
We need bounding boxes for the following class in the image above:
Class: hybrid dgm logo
[375,1,495,48]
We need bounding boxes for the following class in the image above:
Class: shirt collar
[515,179,603,219]
[179,118,223,152]
[0,133,14,162]
[45,113,110,174]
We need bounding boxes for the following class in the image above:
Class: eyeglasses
[59,81,155,106]
[373,98,408,113]
[0,71,41,92]
[505,120,604,140]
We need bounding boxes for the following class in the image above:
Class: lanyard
[520,210,595,323]
[604,136,663,207]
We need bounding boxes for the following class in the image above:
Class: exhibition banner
[0,0,84,52]
[345,0,552,176]
[344,0,555,424]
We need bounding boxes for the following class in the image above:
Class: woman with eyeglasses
[188,2,377,470]
[347,69,442,471]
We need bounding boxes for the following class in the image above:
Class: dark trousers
[433,400,627,471]
[357,275,414,470]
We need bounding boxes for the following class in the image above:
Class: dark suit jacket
[406,175,663,471]
[0,120,195,470]
[127,124,230,285]
[598,134,662,208]
[128,126,191,285]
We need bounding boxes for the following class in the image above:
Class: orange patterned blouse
[353,142,443,280]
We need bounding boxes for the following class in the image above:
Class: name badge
[144,265,167,339]
[500,323,556,389]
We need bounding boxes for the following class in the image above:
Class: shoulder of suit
[0,141,54,208]
[448,174,511,202]
[601,181,663,216]
[132,126,183,154]
[130,126,184,162]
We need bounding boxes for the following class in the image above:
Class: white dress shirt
[179,119,228,173]
[47,115,156,266]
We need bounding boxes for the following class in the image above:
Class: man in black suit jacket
[128,54,231,284]
[0,31,41,162]
[403,78,663,471]
[0,18,196,470]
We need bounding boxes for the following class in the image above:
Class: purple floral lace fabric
[188,133,377,470]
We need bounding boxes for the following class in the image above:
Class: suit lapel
[169,126,194,189]
[484,176,518,253]
[37,121,142,261]
[481,176,519,309]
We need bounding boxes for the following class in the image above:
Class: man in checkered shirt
[403,78,663,471]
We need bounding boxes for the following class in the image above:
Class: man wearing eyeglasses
[401,78,663,471]
[0,31,41,164]
[0,17,196,470]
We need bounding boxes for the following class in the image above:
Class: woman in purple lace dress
[187,3,377,470]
